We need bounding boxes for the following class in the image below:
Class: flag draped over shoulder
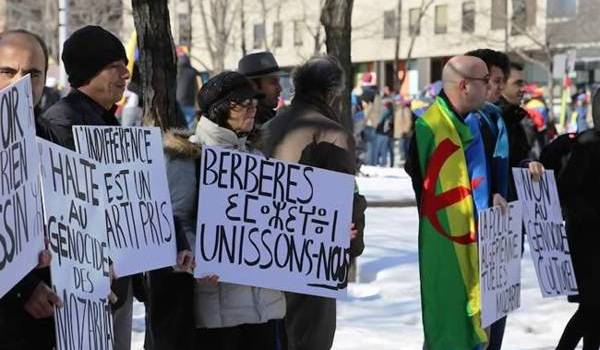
[414,95,487,350]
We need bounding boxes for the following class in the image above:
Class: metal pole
[58,0,69,90]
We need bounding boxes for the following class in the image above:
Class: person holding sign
[262,56,366,350]
[554,93,600,350]
[0,29,62,350]
[405,56,491,350]
[40,26,136,350]
[185,71,286,349]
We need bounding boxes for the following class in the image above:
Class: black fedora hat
[238,51,282,78]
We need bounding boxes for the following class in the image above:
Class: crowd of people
[0,26,365,350]
[404,49,600,350]
[0,21,598,350]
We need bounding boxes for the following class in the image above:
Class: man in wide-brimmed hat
[238,51,283,126]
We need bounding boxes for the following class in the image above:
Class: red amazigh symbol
[421,138,476,245]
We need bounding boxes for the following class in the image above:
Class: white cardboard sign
[38,138,113,350]
[479,202,523,327]
[73,126,176,277]
[0,76,44,298]
[512,168,578,297]
[194,146,354,299]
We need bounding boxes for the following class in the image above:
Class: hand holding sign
[24,282,63,319]
[528,161,545,182]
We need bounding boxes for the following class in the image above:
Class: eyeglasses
[232,99,258,110]
[447,62,490,85]
[465,75,490,85]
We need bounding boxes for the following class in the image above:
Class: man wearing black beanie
[41,25,134,350]
[42,25,130,149]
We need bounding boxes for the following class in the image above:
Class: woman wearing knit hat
[157,70,286,350]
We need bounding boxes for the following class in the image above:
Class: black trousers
[147,268,196,350]
[557,304,600,350]
[196,319,283,350]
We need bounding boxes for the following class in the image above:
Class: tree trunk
[241,0,247,56]
[320,0,354,132]
[132,0,182,129]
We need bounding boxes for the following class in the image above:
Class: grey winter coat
[190,117,286,329]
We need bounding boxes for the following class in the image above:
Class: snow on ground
[131,165,578,349]
[333,207,577,350]
[356,165,415,204]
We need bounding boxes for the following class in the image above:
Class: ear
[458,79,467,92]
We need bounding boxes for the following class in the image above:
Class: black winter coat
[558,129,600,307]
[41,89,120,150]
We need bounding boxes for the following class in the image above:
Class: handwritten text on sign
[479,202,522,328]
[512,168,577,297]
[0,76,44,298]
[73,126,176,277]
[194,146,354,299]
[38,138,113,350]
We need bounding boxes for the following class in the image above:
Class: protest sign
[38,138,113,350]
[73,126,176,277]
[194,146,354,299]
[479,202,522,328]
[0,75,44,298]
[512,168,578,297]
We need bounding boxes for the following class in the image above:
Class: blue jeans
[374,134,392,167]
[181,105,196,129]
[363,126,377,165]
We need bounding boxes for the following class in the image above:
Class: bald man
[0,30,61,350]
[405,56,490,350]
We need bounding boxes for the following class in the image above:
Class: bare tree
[321,0,354,132]
[132,0,181,129]
[196,0,240,74]
[393,0,434,92]
[4,0,123,63]
[293,0,326,59]
[240,0,247,56]
[394,0,435,89]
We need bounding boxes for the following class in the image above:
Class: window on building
[273,21,283,48]
[409,8,421,36]
[383,10,397,39]
[462,1,475,33]
[178,13,191,46]
[434,5,448,34]
[548,0,576,18]
[525,0,536,27]
[511,0,526,34]
[293,20,303,46]
[253,23,265,49]
[511,0,536,35]
[491,0,507,30]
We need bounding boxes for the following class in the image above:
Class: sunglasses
[231,99,258,109]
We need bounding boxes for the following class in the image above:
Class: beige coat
[393,104,413,138]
